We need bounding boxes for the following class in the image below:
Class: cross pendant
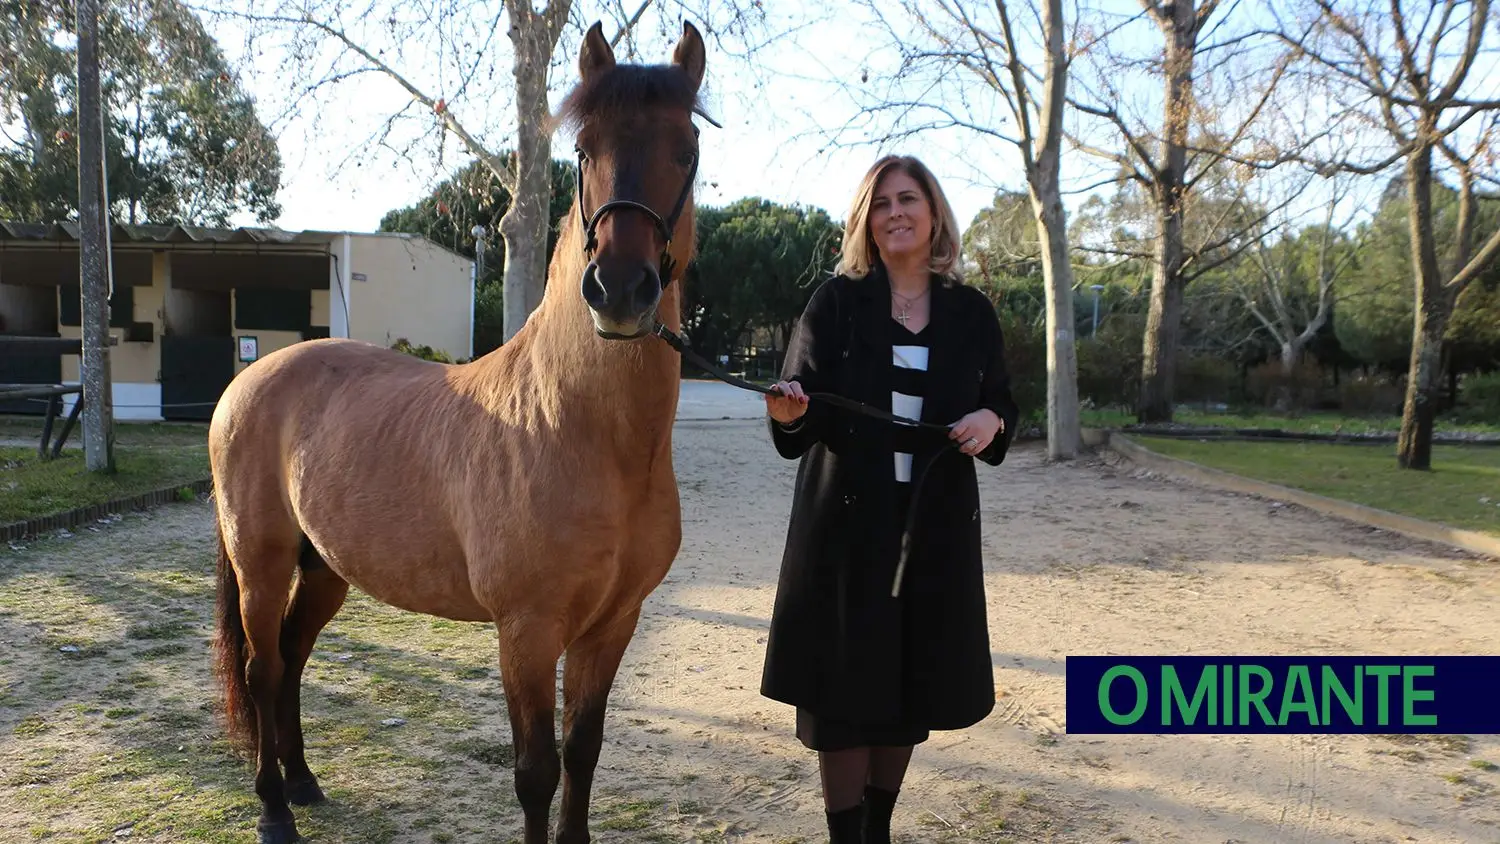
[895,308,910,326]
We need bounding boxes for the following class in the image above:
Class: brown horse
[209,22,709,844]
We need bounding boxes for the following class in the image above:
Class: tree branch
[610,0,653,47]
[1434,0,1487,105]
[1068,96,1160,178]
[230,10,516,192]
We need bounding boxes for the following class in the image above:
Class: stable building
[0,222,474,421]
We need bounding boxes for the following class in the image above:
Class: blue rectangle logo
[1064,656,1500,734]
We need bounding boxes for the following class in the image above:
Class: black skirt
[795,707,931,751]
[794,482,931,752]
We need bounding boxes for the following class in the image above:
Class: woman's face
[868,169,933,264]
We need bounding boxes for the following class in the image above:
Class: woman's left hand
[949,409,1003,457]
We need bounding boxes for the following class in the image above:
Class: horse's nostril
[580,262,609,310]
[582,260,660,325]
[631,266,662,311]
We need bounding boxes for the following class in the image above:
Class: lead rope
[650,322,959,598]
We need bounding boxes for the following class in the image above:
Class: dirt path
[2,419,1497,843]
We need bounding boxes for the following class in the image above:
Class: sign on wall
[238,336,259,363]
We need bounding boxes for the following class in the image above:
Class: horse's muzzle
[581,260,661,340]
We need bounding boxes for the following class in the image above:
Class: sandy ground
[624,418,1500,843]
[4,383,1499,842]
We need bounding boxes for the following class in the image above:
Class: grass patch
[1134,438,1500,536]
[913,783,1085,843]
[0,506,632,844]
[1377,734,1473,755]
[448,737,515,767]
[1083,407,1500,437]
[595,797,666,831]
[0,415,209,449]
[13,714,50,737]
[127,620,193,640]
[0,443,209,524]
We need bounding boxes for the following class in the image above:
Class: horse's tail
[212,521,257,755]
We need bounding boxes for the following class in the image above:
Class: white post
[329,235,352,339]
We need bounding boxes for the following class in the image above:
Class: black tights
[818,745,914,811]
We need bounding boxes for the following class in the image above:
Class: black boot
[862,785,898,844]
[826,803,863,844]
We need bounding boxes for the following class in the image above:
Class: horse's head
[558,20,709,340]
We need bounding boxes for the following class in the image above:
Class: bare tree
[1227,177,1365,408]
[817,0,1086,459]
[999,0,1082,459]
[200,0,779,342]
[1278,0,1500,469]
[1068,0,1300,423]
[501,0,574,339]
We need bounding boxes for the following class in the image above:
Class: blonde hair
[835,154,963,282]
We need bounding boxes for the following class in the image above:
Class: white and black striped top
[890,320,930,484]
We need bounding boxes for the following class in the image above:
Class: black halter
[574,123,701,287]
[575,115,961,599]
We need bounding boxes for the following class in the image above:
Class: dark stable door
[0,332,64,415]
[160,335,235,421]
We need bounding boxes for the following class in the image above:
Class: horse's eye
[677,151,696,168]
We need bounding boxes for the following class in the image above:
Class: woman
[760,154,1019,844]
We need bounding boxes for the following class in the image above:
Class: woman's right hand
[766,379,810,424]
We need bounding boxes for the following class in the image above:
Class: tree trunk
[1274,340,1300,412]
[1137,1,1195,424]
[1398,146,1450,470]
[1446,351,1458,411]
[1138,242,1184,422]
[1029,0,1081,460]
[1033,189,1080,459]
[75,0,115,473]
[1398,307,1450,470]
[130,100,144,224]
[1279,340,1300,375]
[500,2,570,342]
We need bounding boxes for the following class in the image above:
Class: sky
[199,0,1477,242]
[207,0,1141,237]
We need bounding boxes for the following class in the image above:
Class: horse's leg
[496,615,567,844]
[555,607,642,844]
[234,537,304,844]
[277,546,349,806]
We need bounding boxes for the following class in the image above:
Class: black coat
[759,268,1020,731]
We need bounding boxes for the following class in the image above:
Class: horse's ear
[672,20,706,93]
[579,21,615,83]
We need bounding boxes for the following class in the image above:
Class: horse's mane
[554,64,710,133]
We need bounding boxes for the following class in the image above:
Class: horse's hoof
[256,818,302,844]
[284,777,326,806]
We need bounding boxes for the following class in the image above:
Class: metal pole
[472,225,487,285]
[76,0,115,473]
[1090,284,1104,338]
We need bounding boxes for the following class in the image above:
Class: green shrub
[1076,316,1143,411]
[472,282,505,358]
[1457,371,1500,423]
[996,312,1046,434]
[1245,358,1331,411]
[1176,353,1240,407]
[1338,374,1404,415]
[391,338,455,364]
